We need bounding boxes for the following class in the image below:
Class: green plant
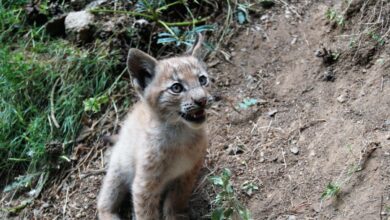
[241,181,258,196]
[84,94,110,113]
[236,3,252,24]
[321,182,341,200]
[90,0,211,33]
[325,8,345,27]
[157,24,214,47]
[209,168,252,220]
[238,98,258,109]
[331,51,340,61]
[368,31,385,46]
[0,13,123,194]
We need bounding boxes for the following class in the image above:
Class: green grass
[321,182,341,200]
[0,2,123,193]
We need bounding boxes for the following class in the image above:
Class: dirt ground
[5,1,390,219]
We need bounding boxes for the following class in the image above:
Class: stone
[287,215,297,220]
[267,109,278,117]
[65,11,95,43]
[337,94,348,103]
[290,146,299,155]
[86,0,108,9]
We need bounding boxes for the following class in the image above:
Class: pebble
[291,36,297,45]
[287,215,297,220]
[290,146,299,155]
[65,10,95,43]
[337,94,348,103]
[267,109,278,117]
[261,15,269,21]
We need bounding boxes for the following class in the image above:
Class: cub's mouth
[179,109,206,123]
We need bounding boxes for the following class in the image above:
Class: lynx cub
[97,34,212,220]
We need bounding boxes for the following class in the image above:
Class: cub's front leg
[163,160,203,220]
[132,164,166,220]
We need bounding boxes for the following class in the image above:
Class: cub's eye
[170,83,184,93]
[199,75,208,86]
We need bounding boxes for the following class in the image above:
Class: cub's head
[127,34,213,128]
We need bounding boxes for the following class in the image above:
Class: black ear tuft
[127,49,158,94]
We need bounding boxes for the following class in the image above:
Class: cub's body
[98,35,212,220]
[108,102,207,191]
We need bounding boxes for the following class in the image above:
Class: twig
[299,119,326,132]
[80,169,106,179]
[50,78,61,129]
[380,195,383,220]
[281,147,287,169]
[380,76,384,92]
[266,119,273,133]
[302,32,310,47]
[100,149,104,169]
[379,195,383,220]
[62,187,69,219]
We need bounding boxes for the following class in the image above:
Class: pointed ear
[188,33,204,59]
[127,48,158,94]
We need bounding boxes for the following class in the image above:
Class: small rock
[290,146,299,155]
[322,68,336,82]
[65,11,95,43]
[45,14,67,37]
[315,49,323,57]
[287,215,297,220]
[267,109,278,117]
[259,151,265,162]
[134,19,150,29]
[337,94,348,103]
[86,0,108,9]
[290,36,297,45]
[260,15,269,21]
[227,145,244,155]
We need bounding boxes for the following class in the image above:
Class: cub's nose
[194,97,207,108]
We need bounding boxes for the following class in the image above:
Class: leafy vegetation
[0,1,124,194]
[238,98,258,109]
[241,181,258,196]
[209,168,252,220]
[325,8,345,27]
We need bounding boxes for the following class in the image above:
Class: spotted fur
[97,34,212,220]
